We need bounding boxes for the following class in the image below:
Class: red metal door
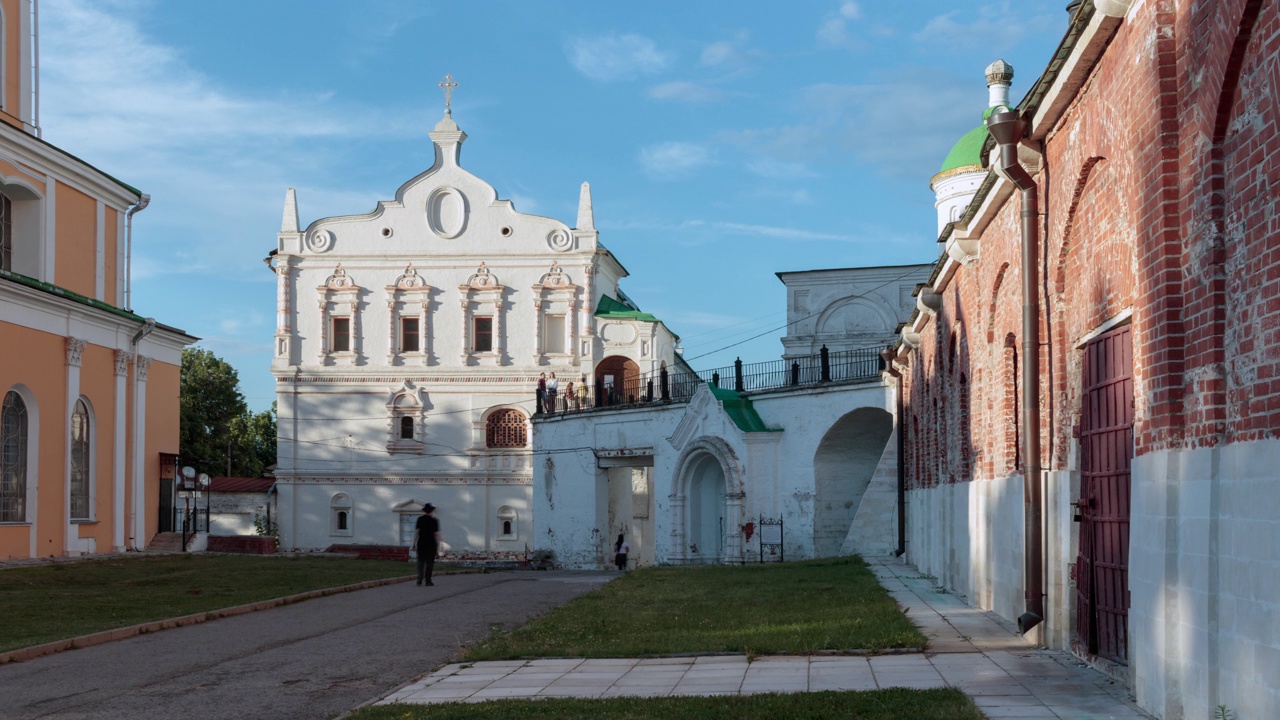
[1075,325,1133,663]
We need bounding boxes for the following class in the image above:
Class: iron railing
[535,345,886,416]
[180,508,209,551]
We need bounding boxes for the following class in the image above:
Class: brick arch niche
[595,356,640,405]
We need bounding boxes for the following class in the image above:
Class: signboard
[759,523,782,545]
[758,515,784,563]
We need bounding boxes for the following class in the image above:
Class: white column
[316,301,328,363]
[533,300,543,361]
[567,299,578,361]
[420,301,429,366]
[113,350,130,551]
[273,256,294,367]
[460,299,470,361]
[387,300,397,363]
[493,298,504,366]
[64,338,85,554]
[130,356,151,549]
[582,267,594,336]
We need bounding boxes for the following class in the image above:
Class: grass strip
[465,557,925,660]
[0,554,415,652]
[350,688,983,720]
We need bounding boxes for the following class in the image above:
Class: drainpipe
[882,347,906,557]
[986,109,1045,636]
[124,194,151,312]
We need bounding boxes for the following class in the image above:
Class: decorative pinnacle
[438,74,458,114]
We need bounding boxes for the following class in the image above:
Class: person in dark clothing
[414,503,441,586]
[613,533,629,571]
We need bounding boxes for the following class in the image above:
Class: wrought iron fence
[536,345,886,417]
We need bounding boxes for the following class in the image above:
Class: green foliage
[464,557,926,660]
[0,555,413,652]
[1215,705,1235,720]
[180,347,275,477]
[348,688,984,720]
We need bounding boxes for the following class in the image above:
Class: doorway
[1074,324,1133,663]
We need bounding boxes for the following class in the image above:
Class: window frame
[400,316,421,354]
[331,316,352,353]
[473,316,494,353]
[69,398,92,521]
[330,493,354,537]
[1,390,28,523]
[485,409,527,449]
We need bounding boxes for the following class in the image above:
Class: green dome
[939,124,987,174]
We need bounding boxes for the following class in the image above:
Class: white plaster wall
[778,266,931,358]
[1130,439,1280,720]
[208,492,271,536]
[534,379,897,568]
[843,427,900,557]
[931,169,985,235]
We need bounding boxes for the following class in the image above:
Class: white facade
[776,264,931,359]
[534,380,899,569]
[272,111,678,555]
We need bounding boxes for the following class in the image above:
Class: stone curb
[0,574,415,665]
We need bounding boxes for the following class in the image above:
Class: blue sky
[38,1,1068,411]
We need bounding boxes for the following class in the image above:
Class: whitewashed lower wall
[277,481,532,553]
[842,428,899,557]
[1130,439,1280,720]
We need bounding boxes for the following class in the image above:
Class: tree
[180,348,274,477]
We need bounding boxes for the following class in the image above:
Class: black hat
[422,503,436,513]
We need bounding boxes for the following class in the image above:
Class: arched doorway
[812,407,893,557]
[687,454,726,562]
[595,356,640,406]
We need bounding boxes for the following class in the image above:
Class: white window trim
[330,493,354,537]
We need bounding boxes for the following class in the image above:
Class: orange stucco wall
[0,322,66,559]
[143,360,180,542]
[54,184,97,298]
[77,344,117,550]
[103,208,118,306]
[0,0,21,130]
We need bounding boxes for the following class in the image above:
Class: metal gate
[1074,325,1133,663]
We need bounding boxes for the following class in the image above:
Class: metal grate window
[486,409,526,448]
[1,391,27,522]
[70,399,90,520]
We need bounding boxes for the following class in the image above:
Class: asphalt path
[0,570,615,720]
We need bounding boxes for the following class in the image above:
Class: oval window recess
[381,227,393,238]
[500,227,513,237]
[427,186,468,239]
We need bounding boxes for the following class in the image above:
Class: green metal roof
[594,294,660,323]
[708,384,779,433]
[939,124,987,174]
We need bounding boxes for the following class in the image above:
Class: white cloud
[913,4,1058,53]
[818,1,866,49]
[566,33,670,82]
[700,40,738,67]
[648,81,722,104]
[746,158,817,180]
[684,220,862,243]
[638,142,713,179]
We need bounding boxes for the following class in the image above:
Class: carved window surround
[386,264,431,365]
[386,382,426,454]
[459,262,505,365]
[532,261,579,364]
[317,264,361,365]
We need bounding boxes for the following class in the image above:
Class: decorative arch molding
[986,263,1010,343]
[668,435,745,565]
[1052,156,1108,296]
[385,381,427,453]
[0,170,46,279]
[814,295,897,340]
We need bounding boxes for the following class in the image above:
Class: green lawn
[464,557,925,660]
[0,554,415,652]
[349,688,984,720]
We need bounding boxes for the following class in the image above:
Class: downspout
[124,194,151,313]
[882,347,906,557]
[986,109,1045,636]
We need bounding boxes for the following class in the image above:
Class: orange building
[0,0,192,559]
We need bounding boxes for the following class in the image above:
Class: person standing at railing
[536,373,547,414]
[546,372,558,414]
[565,380,576,411]
[579,377,589,409]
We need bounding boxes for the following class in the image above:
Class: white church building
[270,100,680,556]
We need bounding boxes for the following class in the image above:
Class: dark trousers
[417,547,436,584]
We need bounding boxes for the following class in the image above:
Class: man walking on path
[414,503,441,586]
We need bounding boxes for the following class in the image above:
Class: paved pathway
[0,570,613,720]
[379,558,1151,720]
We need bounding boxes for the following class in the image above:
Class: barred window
[485,409,526,448]
[70,399,90,519]
[1,391,27,522]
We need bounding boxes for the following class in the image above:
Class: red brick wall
[902,0,1280,489]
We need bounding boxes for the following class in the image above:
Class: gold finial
[438,74,458,113]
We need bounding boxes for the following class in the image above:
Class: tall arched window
[70,399,91,520]
[486,409,527,448]
[1,391,27,522]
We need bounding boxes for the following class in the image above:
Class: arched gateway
[669,437,744,564]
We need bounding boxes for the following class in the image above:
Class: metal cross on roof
[438,74,458,111]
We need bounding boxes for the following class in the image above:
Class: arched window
[330,493,353,536]
[399,416,414,440]
[70,399,91,520]
[497,505,517,539]
[486,409,526,448]
[1,391,27,522]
